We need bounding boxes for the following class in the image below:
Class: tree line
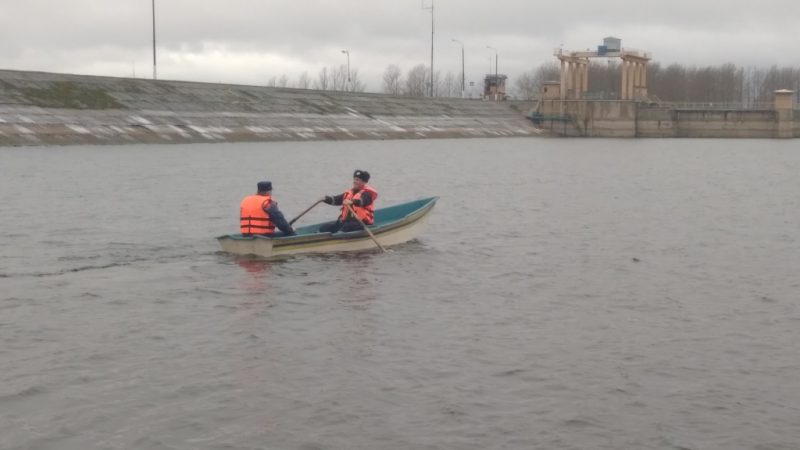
[265,64,466,97]
[268,60,800,103]
[513,62,800,104]
[266,65,367,92]
[380,64,464,97]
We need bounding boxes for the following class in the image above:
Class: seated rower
[240,181,295,236]
[318,170,377,233]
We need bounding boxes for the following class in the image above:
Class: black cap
[353,170,370,182]
[257,181,272,192]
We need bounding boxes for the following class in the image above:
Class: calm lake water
[2,138,800,450]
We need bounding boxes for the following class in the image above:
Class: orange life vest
[340,184,378,225]
[240,194,275,235]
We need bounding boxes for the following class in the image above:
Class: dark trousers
[318,218,365,233]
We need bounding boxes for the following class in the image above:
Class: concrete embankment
[0,69,541,147]
[535,99,799,138]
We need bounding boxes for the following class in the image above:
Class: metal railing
[553,47,651,59]
[646,101,775,111]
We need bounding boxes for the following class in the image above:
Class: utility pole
[152,0,157,80]
[341,49,350,91]
[452,38,465,98]
[422,0,434,97]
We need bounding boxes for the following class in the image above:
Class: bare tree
[297,71,310,89]
[277,74,289,88]
[382,64,402,95]
[587,61,620,99]
[440,72,458,97]
[513,70,537,100]
[513,62,559,100]
[266,76,277,87]
[742,66,760,105]
[431,70,441,97]
[313,67,330,90]
[331,64,348,91]
[348,68,366,92]
[404,64,429,97]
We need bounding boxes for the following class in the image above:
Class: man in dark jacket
[318,170,377,233]
[240,181,295,236]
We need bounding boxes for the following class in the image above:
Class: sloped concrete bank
[0,69,541,147]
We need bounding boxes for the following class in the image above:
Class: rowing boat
[217,196,438,258]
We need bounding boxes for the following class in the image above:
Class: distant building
[604,36,621,52]
[540,81,561,100]
[597,37,621,56]
[483,74,508,101]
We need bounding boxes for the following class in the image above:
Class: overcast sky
[2,0,799,91]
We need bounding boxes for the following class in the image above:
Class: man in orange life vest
[240,181,295,236]
[318,170,377,233]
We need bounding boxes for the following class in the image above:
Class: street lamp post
[451,38,465,98]
[486,46,498,100]
[341,50,350,91]
[152,0,157,80]
[422,0,434,97]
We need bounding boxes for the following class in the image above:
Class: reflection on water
[2,138,800,450]
[236,257,274,293]
[236,257,274,274]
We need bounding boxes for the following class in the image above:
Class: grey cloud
[2,0,799,89]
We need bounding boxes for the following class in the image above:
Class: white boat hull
[217,204,433,258]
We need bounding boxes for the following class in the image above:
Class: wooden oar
[347,204,387,253]
[289,199,324,226]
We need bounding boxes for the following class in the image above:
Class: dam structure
[0,69,539,147]
[533,38,799,139]
[533,94,799,139]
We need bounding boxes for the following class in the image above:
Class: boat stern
[217,234,275,258]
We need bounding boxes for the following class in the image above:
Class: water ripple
[2,139,800,449]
